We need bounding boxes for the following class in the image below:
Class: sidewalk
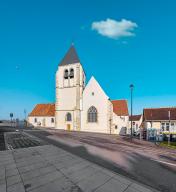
[0,144,159,192]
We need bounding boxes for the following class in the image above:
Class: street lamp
[24,109,27,120]
[130,84,134,139]
[168,110,171,146]
[24,109,27,128]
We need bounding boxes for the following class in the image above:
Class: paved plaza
[28,129,176,192]
[0,144,158,192]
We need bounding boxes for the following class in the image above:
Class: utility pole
[130,84,134,140]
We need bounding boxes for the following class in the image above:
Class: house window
[69,68,74,78]
[166,123,169,131]
[66,113,72,121]
[161,123,165,131]
[88,106,97,122]
[34,118,37,123]
[115,125,118,129]
[64,69,69,79]
[51,118,54,123]
[171,123,175,131]
[161,122,171,131]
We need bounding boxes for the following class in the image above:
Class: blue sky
[0,0,176,119]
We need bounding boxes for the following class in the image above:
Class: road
[27,129,176,192]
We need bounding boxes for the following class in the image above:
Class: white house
[143,107,176,141]
[111,100,129,135]
[28,104,55,128]
[28,45,129,134]
[129,115,143,134]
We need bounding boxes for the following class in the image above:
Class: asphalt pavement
[27,130,176,192]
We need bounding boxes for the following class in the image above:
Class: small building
[111,100,129,135]
[143,107,176,141]
[28,104,55,128]
[129,115,142,135]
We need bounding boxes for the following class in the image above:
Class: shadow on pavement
[29,130,176,192]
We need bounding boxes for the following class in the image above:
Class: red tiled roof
[143,107,176,121]
[111,100,129,116]
[29,104,55,117]
[129,115,142,121]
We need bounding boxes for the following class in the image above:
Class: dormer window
[64,69,69,79]
[69,68,74,78]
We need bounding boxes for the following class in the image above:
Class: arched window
[87,106,97,122]
[69,68,74,78]
[64,69,69,79]
[66,113,72,121]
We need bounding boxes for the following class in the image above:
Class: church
[28,45,129,135]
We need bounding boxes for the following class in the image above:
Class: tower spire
[59,45,80,66]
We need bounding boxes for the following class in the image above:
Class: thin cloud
[91,18,138,39]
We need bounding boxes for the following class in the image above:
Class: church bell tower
[55,45,86,131]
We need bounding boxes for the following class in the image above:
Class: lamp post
[24,109,27,128]
[130,84,134,139]
[168,110,171,146]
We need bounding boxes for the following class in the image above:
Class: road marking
[152,159,176,167]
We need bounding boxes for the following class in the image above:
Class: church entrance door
[67,124,71,131]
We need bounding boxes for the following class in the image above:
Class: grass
[159,141,176,149]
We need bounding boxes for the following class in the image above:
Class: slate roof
[143,107,176,121]
[59,45,80,66]
[111,100,129,116]
[29,104,55,117]
[129,115,142,121]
